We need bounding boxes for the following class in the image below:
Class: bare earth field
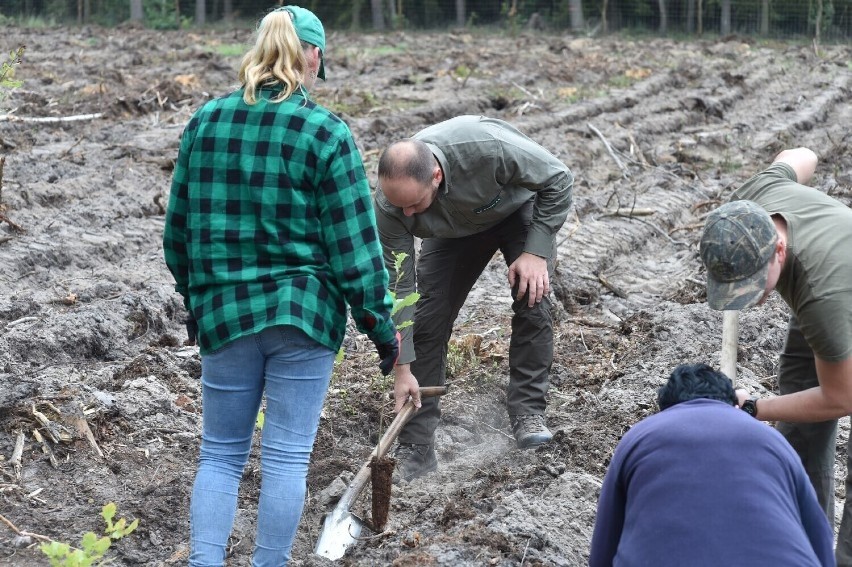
[1,24,851,566]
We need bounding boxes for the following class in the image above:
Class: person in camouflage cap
[699,147,852,566]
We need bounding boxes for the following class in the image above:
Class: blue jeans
[189,325,334,567]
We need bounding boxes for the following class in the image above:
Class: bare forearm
[773,147,817,185]
[758,387,850,423]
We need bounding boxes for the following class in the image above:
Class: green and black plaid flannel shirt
[163,86,395,354]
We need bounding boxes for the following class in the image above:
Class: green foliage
[1,47,25,100]
[7,15,57,27]
[451,63,474,82]
[365,45,408,56]
[389,251,419,330]
[144,0,190,30]
[446,340,475,377]
[810,0,835,37]
[336,387,357,416]
[500,0,525,36]
[40,503,138,567]
[607,74,632,89]
[390,11,408,30]
[370,369,393,392]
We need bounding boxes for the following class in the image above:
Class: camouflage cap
[699,200,777,311]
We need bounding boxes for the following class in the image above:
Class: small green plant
[389,251,419,326]
[337,388,357,416]
[450,63,477,89]
[40,503,138,567]
[608,74,633,89]
[500,0,525,37]
[328,251,418,395]
[446,340,472,377]
[370,371,393,393]
[1,47,25,102]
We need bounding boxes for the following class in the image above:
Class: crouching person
[589,363,834,567]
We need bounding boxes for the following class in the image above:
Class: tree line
[3,0,848,41]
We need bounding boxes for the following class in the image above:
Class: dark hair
[657,363,737,410]
[378,139,435,184]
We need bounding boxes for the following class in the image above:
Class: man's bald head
[378,139,435,185]
[377,139,442,217]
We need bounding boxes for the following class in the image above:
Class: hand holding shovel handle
[376,385,446,458]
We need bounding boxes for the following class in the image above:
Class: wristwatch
[741,397,759,418]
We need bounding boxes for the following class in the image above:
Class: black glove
[184,316,198,346]
[374,331,400,376]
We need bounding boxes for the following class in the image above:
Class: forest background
[2,0,850,44]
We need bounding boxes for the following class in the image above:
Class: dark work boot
[391,443,437,483]
[510,414,553,449]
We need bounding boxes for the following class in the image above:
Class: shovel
[721,310,739,385]
[314,385,448,560]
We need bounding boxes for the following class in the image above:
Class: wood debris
[595,272,628,299]
[31,404,72,444]
[10,431,24,481]
[31,429,58,468]
[69,410,104,459]
[0,112,104,123]
[600,207,657,218]
[588,122,630,179]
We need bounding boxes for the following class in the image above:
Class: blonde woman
[163,6,417,565]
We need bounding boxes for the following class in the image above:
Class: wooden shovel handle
[376,386,447,458]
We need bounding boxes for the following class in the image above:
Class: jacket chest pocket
[473,194,502,214]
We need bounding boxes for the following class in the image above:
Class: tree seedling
[0,46,25,100]
[389,251,419,325]
[40,502,139,567]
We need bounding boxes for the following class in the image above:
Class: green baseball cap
[699,200,778,311]
[278,5,326,80]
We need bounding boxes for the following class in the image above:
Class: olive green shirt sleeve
[489,123,574,258]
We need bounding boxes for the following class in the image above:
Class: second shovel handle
[721,310,739,385]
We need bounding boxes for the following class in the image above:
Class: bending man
[699,147,852,565]
[374,115,573,481]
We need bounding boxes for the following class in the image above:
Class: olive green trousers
[397,201,555,446]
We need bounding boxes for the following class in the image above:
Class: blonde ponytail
[239,10,308,105]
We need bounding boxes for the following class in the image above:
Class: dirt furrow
[2,28,851,567]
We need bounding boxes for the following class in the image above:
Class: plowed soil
[1,25,851,566]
